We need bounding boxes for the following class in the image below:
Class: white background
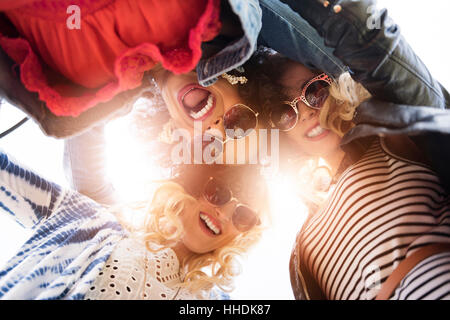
[0,0,449,300]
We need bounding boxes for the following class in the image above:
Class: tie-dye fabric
[0,150,127,299]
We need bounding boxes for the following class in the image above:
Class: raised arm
[0,150,64,228]
[63,124,120,205]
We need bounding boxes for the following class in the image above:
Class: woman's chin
[291,131,342,158]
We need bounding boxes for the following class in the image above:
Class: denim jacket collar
[196,0,262,86]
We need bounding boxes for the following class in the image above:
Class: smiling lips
[178,84,216,120]
[305,123,329,140]
[199,211,221,236]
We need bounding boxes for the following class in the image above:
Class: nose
[297,102,317,123]
[205,116,226,141]
[214,200,237,222]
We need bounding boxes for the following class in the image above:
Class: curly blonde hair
[319,72,372,137]
[113,178,265,296]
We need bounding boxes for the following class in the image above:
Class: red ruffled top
[0,0,221,116]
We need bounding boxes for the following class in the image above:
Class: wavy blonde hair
[113,180,264,296]
[319,72,372,136]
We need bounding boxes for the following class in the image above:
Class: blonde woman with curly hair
[0,148,268,299]
[90,163,268,299]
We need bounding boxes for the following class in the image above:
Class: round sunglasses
[270,73,332,131]
[202,177,260,232]
[222,104,259,139]
[195,104,259,160]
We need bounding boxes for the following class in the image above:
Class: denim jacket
[196,0,262,86]
[197,0,348,86]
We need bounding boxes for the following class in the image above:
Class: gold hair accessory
[333,4,342,13]
[319,0,330,7]
[221,72,248,85]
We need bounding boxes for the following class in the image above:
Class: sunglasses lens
[305,80,330,109]
[271,104,297,131]
[232,205,259,232]
[223,105,257,139]
[204,178,231,206]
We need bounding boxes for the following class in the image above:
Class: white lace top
[85,238,198,300]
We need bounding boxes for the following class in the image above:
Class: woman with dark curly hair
[240,0,450,300]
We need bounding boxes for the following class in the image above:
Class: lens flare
[104,115,170,202]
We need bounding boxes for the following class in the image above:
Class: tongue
[182,88,210,109]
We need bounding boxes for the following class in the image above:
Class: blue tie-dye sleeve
[0,150,64,228]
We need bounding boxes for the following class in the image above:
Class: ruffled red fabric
[0,0,221,116]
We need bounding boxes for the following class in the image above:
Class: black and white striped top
[298,138,450,300]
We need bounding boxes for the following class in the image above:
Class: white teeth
[189,95,213,119]
[200,213,220,235]
[307,125,325,138]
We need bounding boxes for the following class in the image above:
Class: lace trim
[85,238,199,300]
[0,0,221,116]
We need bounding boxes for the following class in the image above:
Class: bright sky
[0,0,449,300]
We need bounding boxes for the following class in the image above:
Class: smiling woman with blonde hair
[104,163,268,298]
[0,146,268,299]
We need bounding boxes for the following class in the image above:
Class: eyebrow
[295,77,311,90]
[281,77,309,97]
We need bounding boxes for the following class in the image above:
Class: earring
[221,72,248,85]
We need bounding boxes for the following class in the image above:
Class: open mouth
[305,123,329,140]
[199,211,221,236]
[178,85,216,120]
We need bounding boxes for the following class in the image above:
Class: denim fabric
[257,0,347,77]
[196,0,262,86]
[342,99,450,145]
[280,0,450,109]
[197,0,347,86]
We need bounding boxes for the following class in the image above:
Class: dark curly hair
[233,46,294,124]
[235,46,309,166]
[127,47,299,170]
[127,81,174,169]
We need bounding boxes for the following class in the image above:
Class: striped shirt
[298,138,450,300]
